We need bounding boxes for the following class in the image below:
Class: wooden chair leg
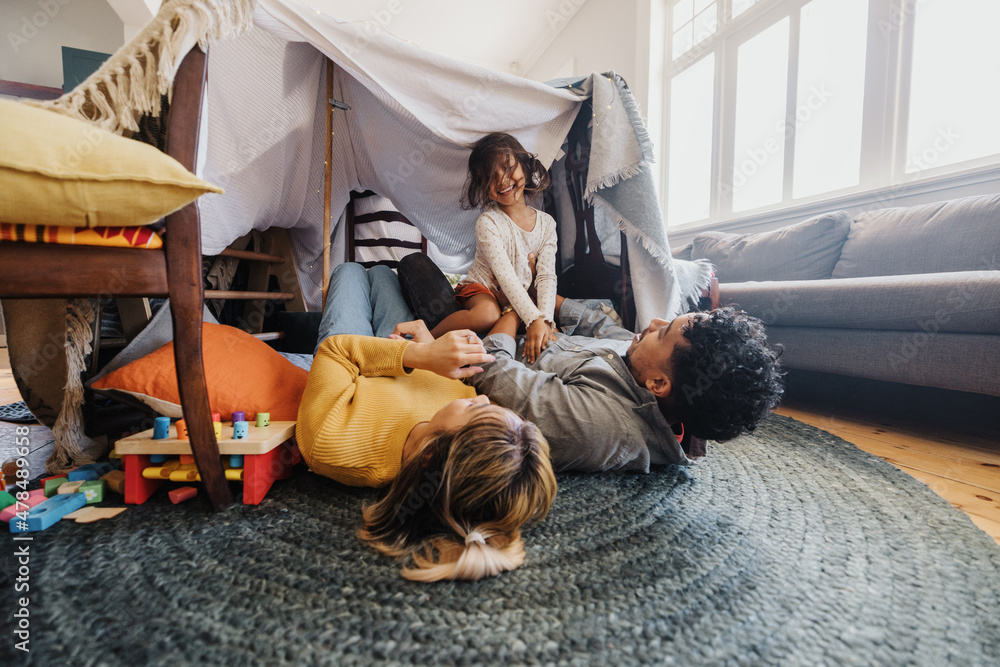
[166,204,234,511]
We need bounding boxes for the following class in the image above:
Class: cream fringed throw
[21,0,255,473]
[28,0,256,134]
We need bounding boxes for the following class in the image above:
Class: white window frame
[656,0,1000,243]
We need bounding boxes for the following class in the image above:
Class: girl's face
[488,153,525,206]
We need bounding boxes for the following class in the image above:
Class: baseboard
[781,369,1000,444]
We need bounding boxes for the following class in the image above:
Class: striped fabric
[0,223,162,248]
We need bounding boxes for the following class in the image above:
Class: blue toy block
[229,455,244,467]
[149,454,168,464]
[68,462,115,482]
[8,493,87,533]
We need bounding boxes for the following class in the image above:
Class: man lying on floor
[396,253,785,473]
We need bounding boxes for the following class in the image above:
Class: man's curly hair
[669,307,784,441]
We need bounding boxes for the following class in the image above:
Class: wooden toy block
[57,481,84,495]
[179,455,195,465]
[63,506,126,523]
[168,466,201,483]
[149,454,168,464]
[124,455,160,505]
[0,491,15,511]
[256,412,270,427]
[229,455,244,467]
[211,411,221,423]
[213,421,223,438]
[9,493,87,532]
[80,480,105,504]
[102,470,126,495]
[153,416,170,439]
[43,475,68,497]
[169,486,198,504]
[224,468,244,481]
[0,489,46,523]
[67,462,114,482]
[116,421,298,506]
[141,460,181,480]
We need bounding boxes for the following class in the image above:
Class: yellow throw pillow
[0,99,223,227]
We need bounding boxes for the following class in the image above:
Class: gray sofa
[672,194,1000,397]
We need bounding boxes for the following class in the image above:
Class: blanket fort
[195,0,711,326]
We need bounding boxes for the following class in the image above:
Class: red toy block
[169,486,198,504]
[124,454,161,505]
[0,489,46,523]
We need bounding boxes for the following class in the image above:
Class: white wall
[1,0,124,89]
[526,0,649,117]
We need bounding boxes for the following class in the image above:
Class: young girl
[297,262,557,581]
[432,133,559,365]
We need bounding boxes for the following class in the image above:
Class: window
[658,0,1000,228]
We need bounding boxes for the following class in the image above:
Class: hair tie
[465,531,486,547]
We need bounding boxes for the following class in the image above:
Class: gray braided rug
[3,415,999,666]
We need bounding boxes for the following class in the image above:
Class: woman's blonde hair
[358,407,557,582]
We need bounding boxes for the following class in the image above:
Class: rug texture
[3,415,999,666]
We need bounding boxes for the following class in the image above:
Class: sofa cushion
[690,211,852,282]
[0,98,223,228]
[762,326,1000,396]
[720,271,1000,333]
[832,194,1000,278]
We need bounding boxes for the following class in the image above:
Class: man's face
[625,313,701,391]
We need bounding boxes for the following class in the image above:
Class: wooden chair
[0,46,233,511]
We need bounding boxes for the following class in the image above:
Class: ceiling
[109,0,587,75]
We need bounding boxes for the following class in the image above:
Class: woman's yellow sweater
[296,335,476,487]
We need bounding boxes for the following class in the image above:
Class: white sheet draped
[197,0,581,309]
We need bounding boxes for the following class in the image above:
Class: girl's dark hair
[463,132,551,210]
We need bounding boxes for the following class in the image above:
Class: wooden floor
[0,345,997,544]
[776,403,1000,546]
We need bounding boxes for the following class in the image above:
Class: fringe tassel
[26,0,255,471]
[48,299,99,474]
[26,0,257,136]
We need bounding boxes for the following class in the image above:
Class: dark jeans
[397,253,463,331]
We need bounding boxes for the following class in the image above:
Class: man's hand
[400,329,494,379]
[523,318,557,365]
[390,319,434,343]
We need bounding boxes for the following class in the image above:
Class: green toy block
[79,479,105,504]
[44,476,68,497]
[0,490,15,510]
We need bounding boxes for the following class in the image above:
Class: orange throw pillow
[92,323,306,421]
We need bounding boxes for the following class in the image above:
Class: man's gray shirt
[468,299,692,473]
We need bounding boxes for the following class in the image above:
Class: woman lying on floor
[296,263,557,582]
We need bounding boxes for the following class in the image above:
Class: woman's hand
[390,319,434,343]
[523,318,557,365]
[400,329,494,379]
